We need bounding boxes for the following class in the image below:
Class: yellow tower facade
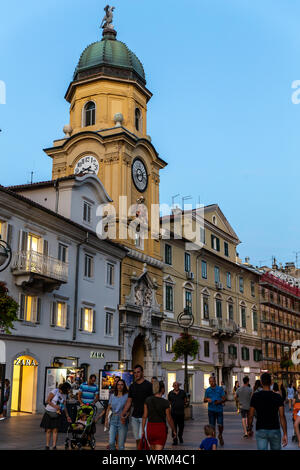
[44,16,167,377]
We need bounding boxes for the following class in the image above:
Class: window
[252,308,258,331]
[228,303,234,321]
[251,281,255,297]
[166,335,173,353]
[58,243,68,263]
[239,276,244,293]
[214,266,220,283]
[135,108,142,131]
[27,233,40,252]
[241,306,246,328]
[216,297,222,318]
[184,253,191,272]
[165,244,172,265]
[84,101,95,127]
[105,312,113,336]
[224,242,229,257]
[201,260,207,279]
[228,344,237,359]
[253,349,262,362]
[203,296,209,320]
[226,272,231,288]
[185,290,192,314]
[211,235,220,251]
[80,307,94,333]
[241,347,250,361]
[83,201,92,223]
[204,341,210,357]
[106,263,115,286]
[0,221,4,239]
[19,294,41,324]
[84,254,94,278]
[165,285,173,312]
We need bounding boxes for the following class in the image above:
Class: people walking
[272,383,281,395]
[280,384,286,403]
[204,376,226,446]
[236,377,252,438]
[105,379,129,450]
[78,374,99,436]
[121,364,153,449]
[248,372,287,450]
[287,383,295,411]
[168,381,187,445]
[2,379,10,418]
[233,381,240,413]
[253,379,262,393]
[40,382,72,450]
[142,380,176,450]
[199,425,218,450]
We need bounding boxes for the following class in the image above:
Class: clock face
[74,155,99,175]
[132,158,148,192]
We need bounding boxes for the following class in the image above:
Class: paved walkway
[0,403,298,450]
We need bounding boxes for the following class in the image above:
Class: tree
[0,282,19,334]
[280,354,294,385]
[172,332,199,361]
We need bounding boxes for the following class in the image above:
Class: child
[199,425,218,450]
[72,411,88,431]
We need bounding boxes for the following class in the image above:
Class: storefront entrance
[11,355,38,414]
[132,335,146,370]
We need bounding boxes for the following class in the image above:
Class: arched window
[135,108,142,131]
[84,101,96,127]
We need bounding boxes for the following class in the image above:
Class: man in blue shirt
[78,374,99,406]
[204,376,226,446]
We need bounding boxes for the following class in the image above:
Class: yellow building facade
[160,206,263,401]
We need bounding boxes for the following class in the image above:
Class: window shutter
[19,294,25,320]
[43,240,49,256]
[36,298,41,324]
[50,302,56,327]
[6,224,13,246]
[216,237,220,251]
[79,308,84,331]
[92,310,96,333]
[211,234,214,248]
[66,305,70,329]
[19,230,28,251]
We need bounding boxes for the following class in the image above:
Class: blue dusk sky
[1,0,300,268]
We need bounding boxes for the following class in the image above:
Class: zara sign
[90,351,105,359]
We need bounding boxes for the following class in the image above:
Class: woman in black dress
[40,382,72,450]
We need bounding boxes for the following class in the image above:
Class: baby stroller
[291,401,300,443]
[65,404,97,450]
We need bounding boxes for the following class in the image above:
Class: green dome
[74,36,146,83]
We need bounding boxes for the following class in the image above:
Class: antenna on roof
[172,194,180,209]
[182,195,192,210]
[293,251,300,269]
[30,171,34,185]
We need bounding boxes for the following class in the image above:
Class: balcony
[209,318,239,338]
[213,352,237,368]
[11,250,68,292]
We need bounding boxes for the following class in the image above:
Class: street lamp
[0,240,12,272]
[177,308,194,398]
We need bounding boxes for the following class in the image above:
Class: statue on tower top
[101,5,115,30]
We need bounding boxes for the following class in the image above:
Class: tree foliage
[172,332,199,361]
[0,282,19,334]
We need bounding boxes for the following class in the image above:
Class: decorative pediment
[125,264,160,321]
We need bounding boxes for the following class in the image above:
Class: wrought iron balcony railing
[12,250,68,283]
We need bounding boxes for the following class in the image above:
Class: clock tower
[44,9,167,378]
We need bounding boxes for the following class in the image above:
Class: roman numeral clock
[132,158,148,192]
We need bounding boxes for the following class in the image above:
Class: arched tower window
[135,108,142,132]
[83,101,96,127]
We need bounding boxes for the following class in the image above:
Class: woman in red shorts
[142,380,176,450]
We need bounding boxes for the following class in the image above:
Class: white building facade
[0,174,127,414]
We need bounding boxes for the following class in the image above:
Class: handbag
[138,434,150,450]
